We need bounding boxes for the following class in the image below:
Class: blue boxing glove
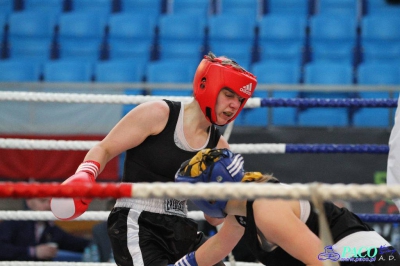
[175,252,198,266]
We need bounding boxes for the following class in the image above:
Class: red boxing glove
[51,160,100,221]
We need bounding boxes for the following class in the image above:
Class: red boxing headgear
[193,55,257,125]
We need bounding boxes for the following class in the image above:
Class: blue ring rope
[260,98,398,108]
[357,214,400,223]
[285,144,389,154]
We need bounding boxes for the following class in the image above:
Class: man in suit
[0,198,90,261]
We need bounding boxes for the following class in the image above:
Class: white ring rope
[0,91,262,108]
[0,138,285,153]
[0,210,205,221]
[128,182,400,202]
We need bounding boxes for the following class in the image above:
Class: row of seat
[247,60,400,128]
[0,58,197,88]
[0,0,398,128]
[0,58,398,128]
[1,56,398,84]
[1,10,399,69]
[2,0,400,18]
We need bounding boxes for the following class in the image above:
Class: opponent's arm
[253,199,323,266]
[51,101,170,220]
[176,215,244,266]
[204,213,224,227]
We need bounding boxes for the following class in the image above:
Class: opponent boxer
[175,148,400,266]
[50,52,257,266]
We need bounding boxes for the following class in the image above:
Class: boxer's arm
[176,215,244,266]
[51,101,170,220]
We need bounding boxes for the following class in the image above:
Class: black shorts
[107,207,203,266]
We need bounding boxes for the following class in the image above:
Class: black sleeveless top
[122,100,222,183]
[240,198,373,265]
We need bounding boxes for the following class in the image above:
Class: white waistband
[332,231,391,255]
[115,198,188,217]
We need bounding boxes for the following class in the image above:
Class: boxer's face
[214,88,243,125]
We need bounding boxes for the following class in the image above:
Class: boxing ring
[0,90,400,266]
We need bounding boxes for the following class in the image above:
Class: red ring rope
[0,182,132,198]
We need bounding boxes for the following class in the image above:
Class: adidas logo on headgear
[239,83,252,95]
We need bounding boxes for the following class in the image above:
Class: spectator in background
[0,197,90,261]
[91,199,115,262]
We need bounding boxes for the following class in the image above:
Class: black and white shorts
[107,198,205,266]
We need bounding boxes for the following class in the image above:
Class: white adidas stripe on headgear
[227,154,244,178]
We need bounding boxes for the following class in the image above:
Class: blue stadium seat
[258,14,307,65]
[0,13,6,58]
[299,62,354,127]
[168,0,211,16]
[158,14,206,61]
[208,14,256,69]
[358,62,400,85]
[309,14,357,64]
[8,11,58,62]
[57,12,108,61]
[316,0,360,17]
[361,15,400,63]
[217,0,261,18]
[361,42,400,64]
[95,59,147,129]
[119,0,162,21]
[252,60,301,84]
[95,59,146,82]
[365,0,400,16]
[251,60,301,126]
[0,0,14,16]
[354,62,400,127]
[304,62,354,85]
[23,0,64,14]
[107,13,156,62]
[43,60,93,82]
[234,90,268,127]
[267,0,310,16]
[146,59,196,96]
[208,14,257,43]
[70,0,113,15]
[0,59,41,81]
[207,42,253,70]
